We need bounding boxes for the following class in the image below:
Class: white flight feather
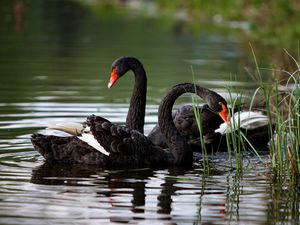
[215,111,269,135]
[47,122,109,156]
[48,122,85,136]
[77,133,110,156]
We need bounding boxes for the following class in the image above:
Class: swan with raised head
[46,56,228,147]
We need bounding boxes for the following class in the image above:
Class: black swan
[107,56,272,152]
[31,82,229,166]
[107,56,228,145]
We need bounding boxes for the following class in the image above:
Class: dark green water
[0,1,299,224]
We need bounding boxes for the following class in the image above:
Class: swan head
[108,56,140,88]
[204,92,229,123]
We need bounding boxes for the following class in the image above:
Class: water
[0,1,299,224]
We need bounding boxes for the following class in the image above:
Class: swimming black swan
[107,56,228,145]
[31,83,229,166]
[108,56,272,152]
[107,56,272,151]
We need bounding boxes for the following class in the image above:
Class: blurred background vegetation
[78,0,300,72]
[157,0,300,45]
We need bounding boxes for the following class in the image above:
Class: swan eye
[218,102,223,111]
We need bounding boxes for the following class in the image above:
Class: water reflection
[27,159,286,224]
[30,162,227,223]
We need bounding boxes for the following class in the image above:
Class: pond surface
[0,1,299,224]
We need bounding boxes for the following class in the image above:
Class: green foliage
[252,49,300,181]
[157,0,300,47]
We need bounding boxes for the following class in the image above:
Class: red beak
[219,103,229,123]
[108,68,119,88]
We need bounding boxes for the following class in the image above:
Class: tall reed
[191,48,300,180]
[250,47,300,180]
[191,66,211,171]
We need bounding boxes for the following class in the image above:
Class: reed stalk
[191,66,211,171]
[250,47,300,181]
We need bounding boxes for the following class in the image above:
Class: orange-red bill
[108,68,119,88]
[219,103,229,124]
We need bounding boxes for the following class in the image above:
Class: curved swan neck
[158,83,219,147]
[159,83,194,146]
[125,58,147,134]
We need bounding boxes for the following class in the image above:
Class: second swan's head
[207,92,229,123]
[108,56,143,88]
[196,85,229,123]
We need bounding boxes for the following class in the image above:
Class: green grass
[250,48,300,181]
[191,66,210,171]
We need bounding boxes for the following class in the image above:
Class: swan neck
[159,84,189,143]
[159,83,213,142]
[126,60,147,134]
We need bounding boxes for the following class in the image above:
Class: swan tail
[31,134,73,161]
[31,133,110,165]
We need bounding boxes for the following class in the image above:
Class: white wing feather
[77,133,110,156]
[215,111,269,135]
[47,122,109,156]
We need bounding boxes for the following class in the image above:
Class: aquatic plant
[249,47,300,180]
[191,66,210,171]
[192,46,300,180]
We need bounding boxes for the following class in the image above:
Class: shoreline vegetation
[197,47,300,180]
[157,0,300,45]
[79,0,300,72]
[156,0,300,73]
[192,49,300,181]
